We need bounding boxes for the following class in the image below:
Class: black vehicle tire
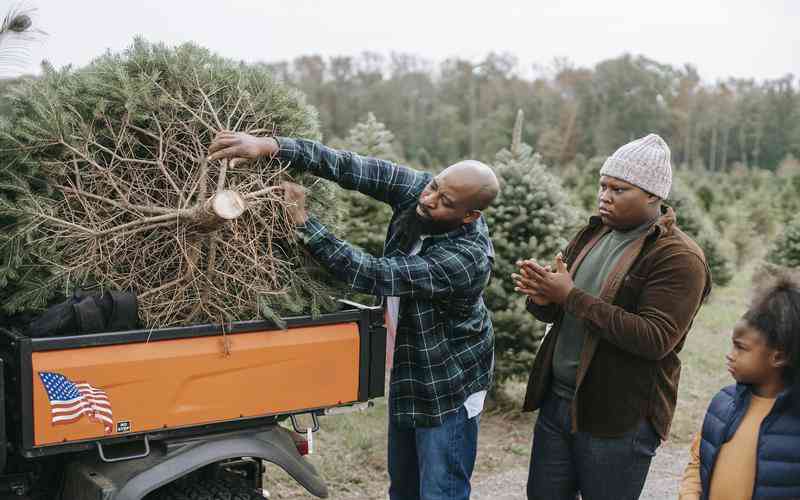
[147,478,264,500]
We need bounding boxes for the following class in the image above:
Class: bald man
[208,132,498,500]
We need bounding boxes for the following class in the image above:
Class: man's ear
[771,350,790,369]
[647,194,661,205]
[463,210,481,224]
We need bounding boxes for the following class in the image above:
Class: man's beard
[393,204,459,253]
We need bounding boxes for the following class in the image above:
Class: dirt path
[268,440,689,499]
[470,441,688,500]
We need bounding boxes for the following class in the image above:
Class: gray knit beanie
[599,133,672,199]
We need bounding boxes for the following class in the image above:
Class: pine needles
[0,39,343,328]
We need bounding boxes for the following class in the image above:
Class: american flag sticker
[38,371,113,433]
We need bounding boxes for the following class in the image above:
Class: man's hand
[281,181,308,225]
[208,131,278,166]
[514,253,574,305]
[512,259,552,306]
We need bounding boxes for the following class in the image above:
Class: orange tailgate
[31,323,360,446]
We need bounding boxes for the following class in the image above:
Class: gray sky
[13,0,800,82]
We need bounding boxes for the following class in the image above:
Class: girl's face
[726,319,783,384]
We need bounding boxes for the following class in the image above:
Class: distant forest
[263,52,798,171]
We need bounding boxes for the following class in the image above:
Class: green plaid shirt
[278,138,495,428]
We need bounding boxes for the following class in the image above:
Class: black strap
[26,300,78,338]
[107,291,139,331]
[72,296,106,334]
[28,290,140,337]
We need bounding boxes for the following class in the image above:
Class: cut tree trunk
[194,190,247,231]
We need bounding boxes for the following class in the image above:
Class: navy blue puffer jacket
[699,384,800,499]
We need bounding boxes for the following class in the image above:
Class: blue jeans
[527,392,660,500]
[388,406,479,500]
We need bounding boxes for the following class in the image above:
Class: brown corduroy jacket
[523,206,712,439]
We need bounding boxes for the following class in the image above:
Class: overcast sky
[11,0,800,83]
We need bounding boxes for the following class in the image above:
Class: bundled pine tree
[334,112,398,257]
[0,5,42,324]
[0,38,345,329]
[485,110,581,384]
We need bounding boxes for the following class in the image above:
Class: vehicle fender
[61,426,328,500]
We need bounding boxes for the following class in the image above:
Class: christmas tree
[768,218,800,269]
[335,112,399,257]
[667,177,733,286]
[485,110,581,384]
[0,39,344,329]
[0,5,43,324]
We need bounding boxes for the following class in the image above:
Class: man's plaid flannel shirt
[278,137,495,428]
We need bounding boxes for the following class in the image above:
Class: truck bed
[1,305,386,456]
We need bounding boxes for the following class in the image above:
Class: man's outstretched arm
[208,132,426,208]
[279,181,489,299]
[299,216,490,299]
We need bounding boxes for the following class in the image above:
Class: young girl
[679,274,800,500]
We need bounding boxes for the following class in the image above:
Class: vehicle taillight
[295,438,309,456]
[291,432,310,456]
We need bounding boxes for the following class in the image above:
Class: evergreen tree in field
[559,155,603,217]
[775,173,800,225]
[340,112,402,164]
[335,112,398,257]
[0,38,345,328]
[667,177,733,286]
[768,218,800,269]
[485,110,581,385]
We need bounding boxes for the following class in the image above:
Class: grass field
[264,262,757,499]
